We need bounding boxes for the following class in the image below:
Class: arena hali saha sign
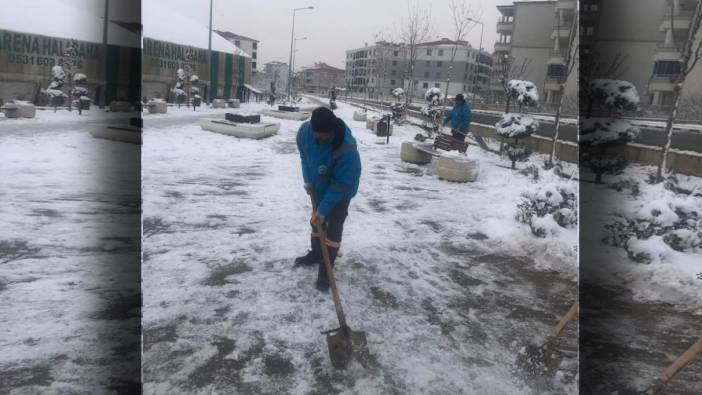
[0,29,99,71]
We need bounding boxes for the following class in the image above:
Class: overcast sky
[156,0,514,70]
[56,0,515,70]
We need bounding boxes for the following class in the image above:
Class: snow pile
[495,113,539,138]
[590,79,640,111]
[73,73,87,83]
[507,80,539,107]
[517,182,578,238]
[424,87,444,103]
[580,118,640,147]
[51,65,66,80]
[392,87,405,98]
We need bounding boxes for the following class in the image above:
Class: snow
[579,118,640,146]
[495,113,539,138]
[424,87,444,102]
[507,80,539,106]
[0,0,140,48]
[143,0,250,57]
[141,97,579,393]
[590,79,640,110]
[391,88,405,98]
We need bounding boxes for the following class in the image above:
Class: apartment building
[583,0,702,111]
[345,41,407,97]
[297,62,345,96]
[252,61,289,96]
[345,38,492,100]
[215,30,259,70]
[492,0,578,108]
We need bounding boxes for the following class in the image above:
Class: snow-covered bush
[496,113,539,169]
[392,87,405,99]
[43,65,68,111]
[190,74,201,109]
[517,183,578,238]
[420,87,445,134]
[70,72,90,113]
[424,87,444,104]
[590,79,639,113]
[172,68,187,107]
[604,197,702,263]
[581,79,640,183]
[507,80,539,108]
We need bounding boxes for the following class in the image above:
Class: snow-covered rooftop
[143,0,249,57]
[0,0,140,48]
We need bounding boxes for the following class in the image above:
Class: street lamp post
[287,6,313,98]
[292,37,306,96]
[208,0,213,104]
[467,17,484,105]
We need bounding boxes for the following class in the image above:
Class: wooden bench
[433,133,468,153]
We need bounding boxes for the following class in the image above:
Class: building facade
[297,62,344,96]
[492,0,578,109]
[215,31,259,71]
[345,39,492,100]
[252,61,288,96]
[582,0,702,112]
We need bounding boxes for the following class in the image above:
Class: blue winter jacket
[296,119,361,216]
[444,102,472,134]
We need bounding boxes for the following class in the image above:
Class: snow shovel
[635,337,702,395]
[315,223,369,370]
[516,302,578,375]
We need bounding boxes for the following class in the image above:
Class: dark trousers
[310,196,350,257]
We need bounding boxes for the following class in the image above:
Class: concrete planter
[109,101,133,112]
[147,100,168,114]
[212,98,227,108]
[200,118,280,139]
[353,111,367,122]
[366,117,379,131]
[437,156,479,182]
[228,99,241,108]
[400,142,432,165]
[260,109,311,121]
[3,102,36,118]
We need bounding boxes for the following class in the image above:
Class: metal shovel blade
[325,327,368,370]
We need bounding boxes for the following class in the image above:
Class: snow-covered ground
[142,98,579,393]
[0,113,141,393]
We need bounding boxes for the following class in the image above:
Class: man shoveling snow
[294,107,362,292]
[443,93,488,150]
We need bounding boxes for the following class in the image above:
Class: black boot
[316,248,338,292]
[294,236,321,267]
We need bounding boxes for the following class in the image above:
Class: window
[390,79,396,85]
[653,60,682,76]
[253,42,257,49]
[434,83,440,88]
[437,61,443,67]
[426,49,432,56]
[464,73,468,80]
[438,49,444,56]
[422,82,429,88]
[584,25,595,36]
[414,80,419,85]
[392,60,397,66]
[425,60,431,66]
[394,50,399,56]
[252,62,257,69]
[547,64,566,78]
[391,70,396,76]
[423,71,429,78]
[235,40,240,46]
[252,52,257,59]
[435,72,441,78]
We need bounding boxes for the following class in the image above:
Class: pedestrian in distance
[295,107,362,292]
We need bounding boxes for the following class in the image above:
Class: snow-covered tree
[390,87,406,124]
[420,87,445,135]
[45,65,68,112]
[655,0,702,182]
[72,72,90,115]
[495,79,539,169]
[580,79,640,183]
[172,68,187,107]
[190,74,201,110]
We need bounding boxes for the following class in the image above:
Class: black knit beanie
[310,107,336,133]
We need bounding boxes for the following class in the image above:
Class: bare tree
[399,0,432,110]
[656,0,702,181]
[444,0,481,98]
[546,9,579,167]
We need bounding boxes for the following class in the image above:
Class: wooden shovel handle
[660,337,702,384]
[544,303,578,352]
[316,223,348,331]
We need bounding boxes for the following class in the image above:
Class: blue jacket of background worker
[296,119,361,216]
[444,102,472,135]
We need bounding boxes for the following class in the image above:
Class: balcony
[494,42,511,52]
[496,21,514,33]
[649,75,681,92]
[547,51,566,65]
[551,26,572,39]
[556,0,576,10]
[544,77,565,91]
[654,44,682,61]
[659,11,692,31]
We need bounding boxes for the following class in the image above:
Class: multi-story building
[345,38,492,100]
[345,41,407,98]
[584,0,702,112]
[252,61,289,96]
[491,0,577,108]
[215,30,259,70]
[296,62,345,96]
